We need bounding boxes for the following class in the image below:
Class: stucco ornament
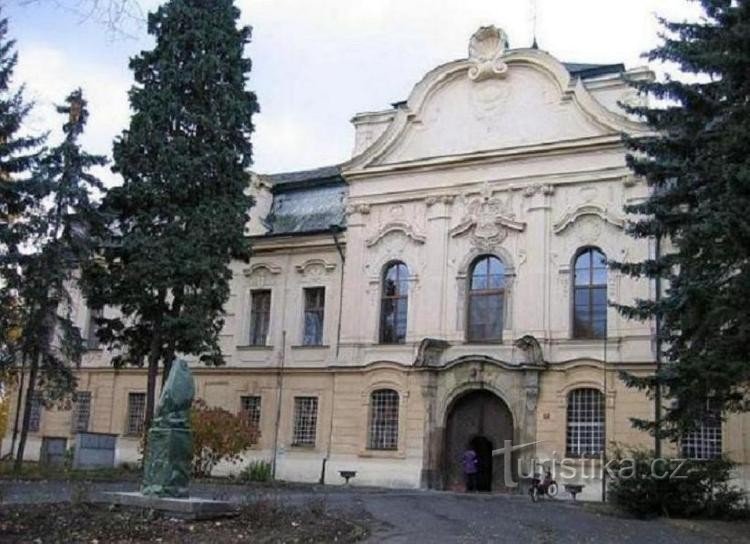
[142,359,195,498]
[468,26,509,82]
[451,187,524,250]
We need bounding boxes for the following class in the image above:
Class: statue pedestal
[142,427,192,498]
[96,492,237,520]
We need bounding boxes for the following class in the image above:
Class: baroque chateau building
[5,26,749,498]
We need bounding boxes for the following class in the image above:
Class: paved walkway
[0,480,745,543]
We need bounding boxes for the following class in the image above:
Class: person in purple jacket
[461,447,479,492]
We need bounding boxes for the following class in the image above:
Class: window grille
[379,262,409,344]
[566,388,605,456]
[72,391,92,433]
[241,395,262,429]
[368,389,400,450]
[682,412,722,460]
[28,392,42,432]
[292,396,318,447]
[573,248,607,339]
[303,287,325,345]
[467,256,505,342]
[127,392,146,435]
[249,290,271,346]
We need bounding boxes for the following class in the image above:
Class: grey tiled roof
[265,165,341,190]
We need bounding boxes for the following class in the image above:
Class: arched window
[573,248,607,339]
[566,388,605,457]
[380,262,409,344]
[368,389,400,450]
[467,255,505,342]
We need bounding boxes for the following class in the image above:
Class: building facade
[5,26,749,499]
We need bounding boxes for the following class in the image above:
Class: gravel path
[0,480,745,543]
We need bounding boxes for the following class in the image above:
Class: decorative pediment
[242,263,282,277]
[366,221,426,248]
[553,203,625,235]
[243,263,282,288]
[344,27,648,172]
[294,259,336,276]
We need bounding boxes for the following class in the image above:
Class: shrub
[608,448,746,519]
[191,399,259,478]
[239,460,272,482]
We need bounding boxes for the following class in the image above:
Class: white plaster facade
[5,27,750,500]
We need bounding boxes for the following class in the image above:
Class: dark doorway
[470,436,493,491]
[443,389,514,491]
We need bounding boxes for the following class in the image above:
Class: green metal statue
[142,359,195,497]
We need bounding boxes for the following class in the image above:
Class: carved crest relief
[451,185,525,250]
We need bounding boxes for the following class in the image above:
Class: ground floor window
[28,392,42,432]
[368,389,399,450]
[72,391,92,433]
[126,392,146,435]
[566,388,605,456]
[292,396,318,447]
[241,395,262,429]
[681,414,722,460]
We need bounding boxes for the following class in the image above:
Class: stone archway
[443,389,514,491]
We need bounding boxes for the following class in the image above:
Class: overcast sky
[7,0,701,183]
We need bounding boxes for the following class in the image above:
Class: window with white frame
[249,290,271,346]
[467,255,505,342]
[303,287,325,346]
[241,395,262,429]
[127,392,146,435]
[379,262,409,344]
[368,389,400,450]
[72,391,92,433]
[566,388,605,456]
[86,308,102,350]
[28,392,42,432]
[292,396,318,447]
[681,410,722,460]
[572,248,607,339]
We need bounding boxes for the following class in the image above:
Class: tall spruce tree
[12,89,106,469]
[82,0,257,430]
[617,0,750,439]
[0,9,45,461]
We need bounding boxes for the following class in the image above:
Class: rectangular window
[241,395,262,429]
[249,290,271,346]
[86,308,102,350]
[292,396,318,447]
[566,388,605,457]
[303,287,325,346]
[72,391,92,433]
[28,392,42,433]
[681,411,722,460]
[126,392,146,435]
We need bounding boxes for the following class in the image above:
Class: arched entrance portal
[444,390,514,491]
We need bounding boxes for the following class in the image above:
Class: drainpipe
[321,225,345,485]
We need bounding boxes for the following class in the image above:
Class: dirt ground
[0,501,369,543]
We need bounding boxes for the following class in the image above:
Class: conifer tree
[616,0,750,439]
[82,0,257,430]
[11,89,105,469]
[0,9,46,462]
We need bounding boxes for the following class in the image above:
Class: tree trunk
[9,353,27,460]
[13,351,39,472]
